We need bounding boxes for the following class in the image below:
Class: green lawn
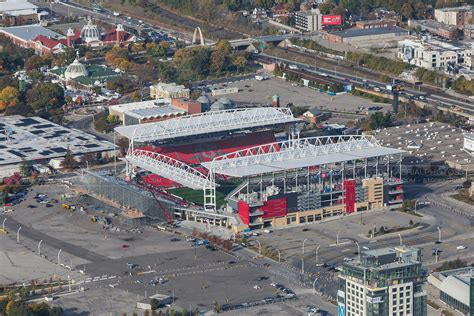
[169,182,240,207]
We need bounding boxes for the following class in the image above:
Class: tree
[144,310,150,316]
[19,159,30,177]
[26,82,65,112]
[150,298,160,310]
[0,86,19,105]
[60,149,78,170]
[181,308,187,316]
[232,54,247,71]
[80,152,99,167]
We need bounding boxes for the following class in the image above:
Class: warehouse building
[0,115,115,177]
[109,100,186,126]
[428,267,474,315]
[323,26,409,44]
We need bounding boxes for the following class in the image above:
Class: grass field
[169,182,240,207]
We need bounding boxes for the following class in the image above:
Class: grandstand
[138,130,276,165]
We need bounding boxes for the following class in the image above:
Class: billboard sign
[322,15,342,26]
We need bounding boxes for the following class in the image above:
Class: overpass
[228,34,299,51]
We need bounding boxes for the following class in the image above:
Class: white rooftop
[0,24,63,41]
[110,100,162,115]
[0,0,38,15]
[152,82,189,93]
[0,116,115,165]
[115,107,300,142]
[202,135,404,177]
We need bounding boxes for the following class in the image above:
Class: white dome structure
[80,19,100,44]
[64,59,88,80]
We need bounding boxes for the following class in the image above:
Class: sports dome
[64,59,88,80]
[80,20,100,43]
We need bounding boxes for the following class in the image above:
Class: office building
[337,246,427,316]
[295,9,322,32]
[434,6,473,28]
[398,38,472,71]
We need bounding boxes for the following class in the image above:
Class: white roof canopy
[202,135,404,177]
[115,107,300,142]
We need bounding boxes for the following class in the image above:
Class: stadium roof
[126,149,209,190]
[202,135,404,177]
[115,107,300,142]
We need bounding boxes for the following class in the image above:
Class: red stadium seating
[142,174,181,189]
[139,130,276,166]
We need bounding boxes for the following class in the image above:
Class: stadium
[100,107,404,231]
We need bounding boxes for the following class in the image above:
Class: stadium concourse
[111,108,405,231]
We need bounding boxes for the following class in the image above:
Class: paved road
[0,215,108,263]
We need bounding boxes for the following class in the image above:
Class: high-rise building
[337,246,427,316]
[295,9,322,32]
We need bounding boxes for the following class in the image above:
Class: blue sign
[338,303,345,316]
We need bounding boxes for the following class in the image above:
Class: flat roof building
[434,6,473,28]
[0,115,115,177]
[0,0,40,26]
[398,38,472,71]
[428,267,474,315]
[150,82,190,100]
[0,24,63,49]
[295,9,322,32]
[338,246,427,316]
[109,100,186,126]
[323,26,409,44]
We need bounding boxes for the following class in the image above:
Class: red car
[122,244,130,249]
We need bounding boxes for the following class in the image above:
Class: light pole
[336,231,340,245]
[2,218,6,231]
[437,227,442,243]
[312,277,318,295]
[276,249,281,263]
[16,226,21,243]
[255,240,262,255]
[414,199,419,215]
[398,234,403,246]
[58,249,62,266]
[355,241,361,261]
[302,239,308,274]
[315,245,321,263]
[372,225,376,239]
[67,275,71,292]
[38,240,43,256]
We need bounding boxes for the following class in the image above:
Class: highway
[254,52,474,116]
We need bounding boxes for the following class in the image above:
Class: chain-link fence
[78,171,178,222]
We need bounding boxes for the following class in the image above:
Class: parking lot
[211,77,391,122]
[7,183,192,262]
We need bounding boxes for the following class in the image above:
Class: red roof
[102,30,134,44]
[32,35,63,49]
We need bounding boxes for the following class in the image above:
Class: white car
[253,285,261,290]
[263,229,271,234]
[456,245,467,250]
